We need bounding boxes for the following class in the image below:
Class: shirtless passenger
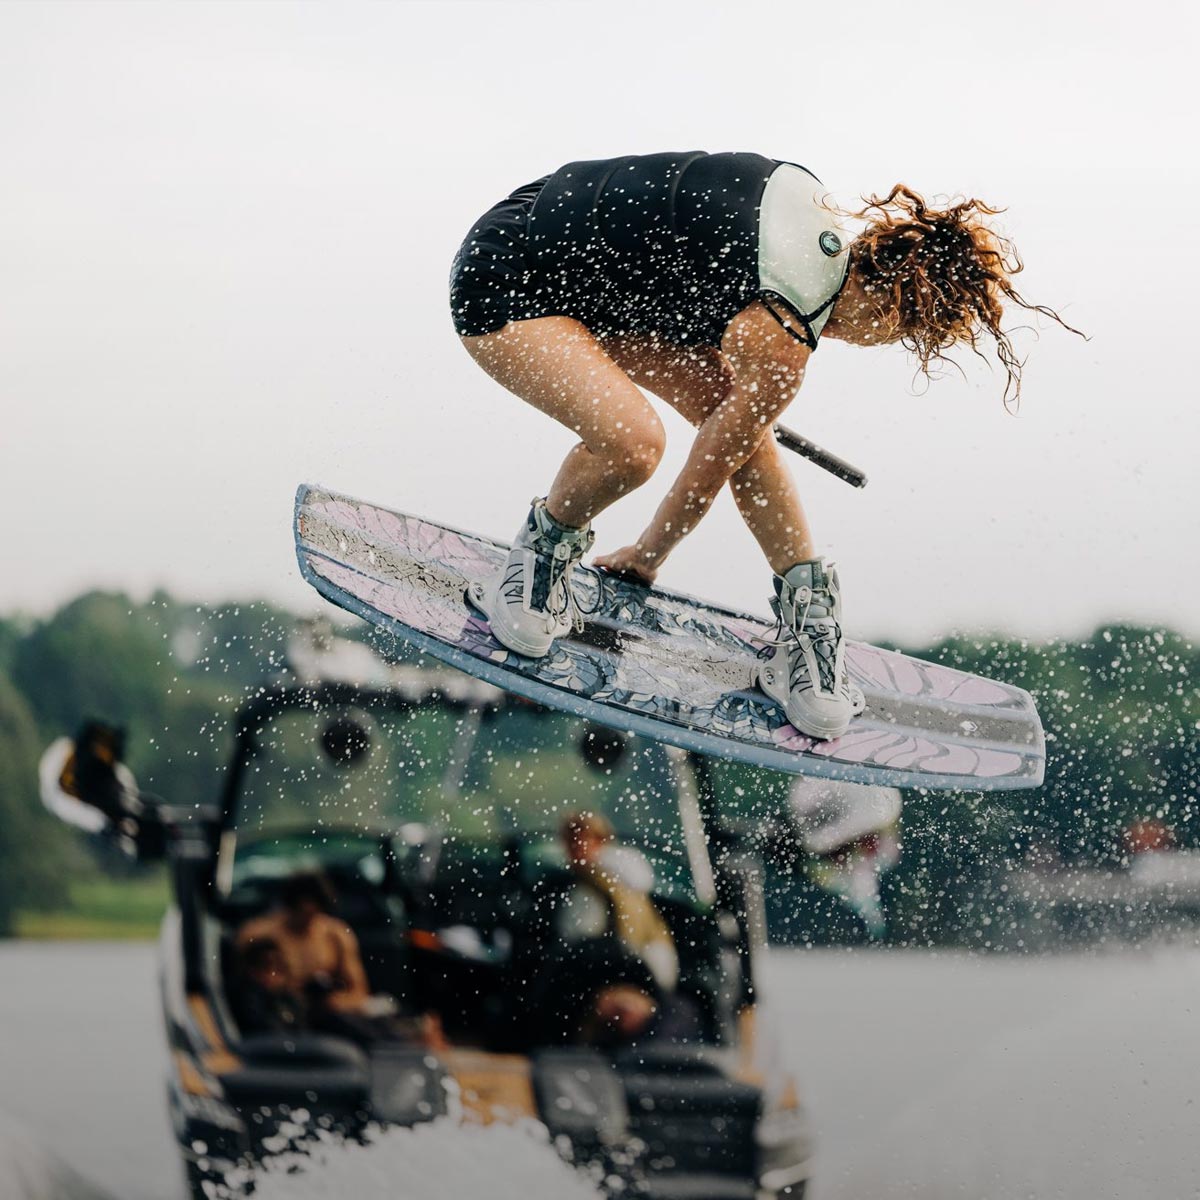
[235,870,371,1018]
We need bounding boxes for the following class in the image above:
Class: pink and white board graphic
[295,486,1044,790]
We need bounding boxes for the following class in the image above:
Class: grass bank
[15,871,169,940]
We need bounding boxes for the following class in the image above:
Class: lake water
[2,941,1198,1200]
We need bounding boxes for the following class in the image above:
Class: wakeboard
[295,485,1044,790]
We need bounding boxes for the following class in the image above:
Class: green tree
[11,589,307,810]
[13,592,171,738]
[0,672,71,934]
[0,615,26,676]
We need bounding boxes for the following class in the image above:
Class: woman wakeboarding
[449,152,1075,740]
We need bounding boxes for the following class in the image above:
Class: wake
[251,1116,606,1200]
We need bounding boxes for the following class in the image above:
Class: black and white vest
[527,151,850,347]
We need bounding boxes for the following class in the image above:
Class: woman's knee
[731,431,780,482]
[609,414,667,487]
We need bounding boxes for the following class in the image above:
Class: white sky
[2,0,1198,643]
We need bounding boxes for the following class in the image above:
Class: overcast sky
[2,0,1197,643]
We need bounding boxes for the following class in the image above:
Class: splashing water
[250,1118,607,1200]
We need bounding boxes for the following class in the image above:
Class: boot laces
[758,582,843,695]
[501,531,601,634]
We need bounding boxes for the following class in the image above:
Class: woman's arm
[597,303,811,581]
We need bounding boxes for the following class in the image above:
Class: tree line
[1,590,1196,943]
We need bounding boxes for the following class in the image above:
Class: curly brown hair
[848,185,1081,409]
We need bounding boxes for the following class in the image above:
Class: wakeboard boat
[40,631,813,1200]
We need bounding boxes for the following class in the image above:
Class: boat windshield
[229,830,390,892]
[229,698,699,900]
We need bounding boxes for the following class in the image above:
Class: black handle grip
[773,424,868,489]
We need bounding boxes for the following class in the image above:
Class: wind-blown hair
[848,185,1081,409]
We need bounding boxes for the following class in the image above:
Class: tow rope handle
[773,424,867,489]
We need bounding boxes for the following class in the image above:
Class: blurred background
[2,2,1198,1199]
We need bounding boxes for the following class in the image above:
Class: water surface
[3,942,1198,1200]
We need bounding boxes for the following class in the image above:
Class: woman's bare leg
[462,317,667,527]
[604,336,815,573]
[727,437,816,573]
[606,335,855,739]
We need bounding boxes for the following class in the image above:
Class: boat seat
[237,1032,368,1070]
[612,1044,727,1076]
[219,1033,370,1111]
[618,1063,762,1183]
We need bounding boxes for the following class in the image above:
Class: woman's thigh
[461,316,666,458]
[601,334,736,428]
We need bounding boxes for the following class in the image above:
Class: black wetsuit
[449,151,840,348]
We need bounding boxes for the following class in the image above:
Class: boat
[39,628,813,1199]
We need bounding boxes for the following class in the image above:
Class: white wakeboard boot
[468,498,595,658]
[756,559,865,740]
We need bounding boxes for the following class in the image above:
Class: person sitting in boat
[235,870,372,1024]
[451,152,1077,740]
[231,936,309,1035]
[555,810,701,1046]
[236,870,445,1048]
